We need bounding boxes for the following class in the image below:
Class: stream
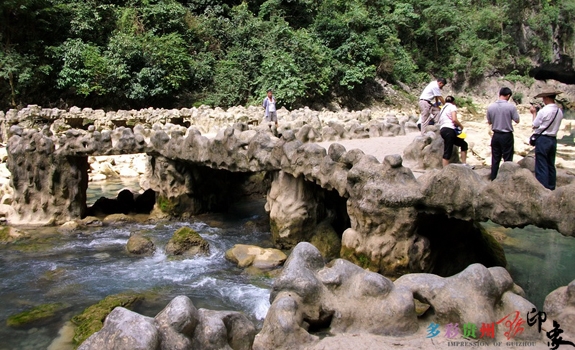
[0,179,574,349]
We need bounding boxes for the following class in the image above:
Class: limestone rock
[395,264,540,341]
[192,309,256,350]
[126,233,155,255]
[58,221,80,234]
[309,220,341,261]
[78,307,159,350]
[544,279,575,339]
[71,292,145,346]
[155,296,199,350]
[0,226,29,243]
[165,227,209,257]
[79,216,103,227]
[225,244,287,269]
[255,242,419,350]
[102,213,137,224]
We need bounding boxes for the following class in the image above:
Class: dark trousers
[490,132,514,180]
[535,135,557,190]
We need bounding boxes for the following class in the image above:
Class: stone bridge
[2,105,575,277]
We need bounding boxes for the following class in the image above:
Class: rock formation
[78,296,256,350]
[252,243,544,349]
[3,104,575,278]
[544,279,575,340]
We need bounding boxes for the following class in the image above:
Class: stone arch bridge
[3,106,575,277]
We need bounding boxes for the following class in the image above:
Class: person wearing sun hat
[529,90,564,190]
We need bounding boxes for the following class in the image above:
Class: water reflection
[482,221,575,309]
[87,178,143,206]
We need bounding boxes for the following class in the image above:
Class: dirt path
[316,132,420,163]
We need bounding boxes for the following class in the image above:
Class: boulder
[192,309,256,350]
[155,296,199,350]
[225,244,287,269]
[72,292,145,346]
[126,233,155,255]
[78,307,159,350]
[165,227,209,257]
[58,221,80,234]
[102,213,138,224]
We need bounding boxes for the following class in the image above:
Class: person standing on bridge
[263,89,278,128]
[437,95,473,169]
[530,90,564,190]
[486,87,520,180]
[418,77,447,134]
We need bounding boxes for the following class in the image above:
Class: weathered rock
[395,264,540,341]
[544,279,575,339]
[155,295,199,350]
[79,216,103,227]
[225,244,287,269]
[192,309,257,350]
[71,292,145,346]
[165,227,209,257]
[257,243,545,349]
[309,220,341,261]
[102,213,137,224]
[0,225,29,243]
[58,221,80,234]
[126,233,155,255]
[78,307,159,350]
[255,242,419,350]
[266,171,323,248]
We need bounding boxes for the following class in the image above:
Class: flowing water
[1,179,574,349]
[0,179,274,350]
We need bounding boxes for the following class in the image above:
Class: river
[0,179,574,349]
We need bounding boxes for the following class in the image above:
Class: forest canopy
[1,0,574,111]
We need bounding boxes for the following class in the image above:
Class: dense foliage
[1,0,574,110]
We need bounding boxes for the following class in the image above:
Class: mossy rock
[71,292,144,346]
[165,227,209,256]
[0,226,11,242]
[157,195,176,214]
[478,225,508,268]
[310,221,341,261]
[0,226,30,244]
[340,246,377,271]
[7,302,69,329]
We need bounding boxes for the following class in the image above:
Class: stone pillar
[341,205,431,278]
[7,127,88,225]
[340,154,432,277]
[265,171,324,249]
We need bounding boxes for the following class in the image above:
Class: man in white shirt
[418,78,447,134]
[530,90,564,190]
